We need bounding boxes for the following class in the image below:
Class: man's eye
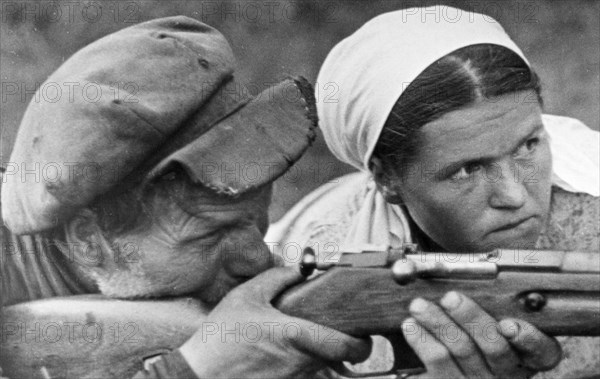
[181,228,222,245]
[514,137,539,158]
[450,163,482,181]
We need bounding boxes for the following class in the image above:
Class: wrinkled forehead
[146,169,273,216]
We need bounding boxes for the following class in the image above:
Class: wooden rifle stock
[1,248,599,378]
[273,248,600,376]
[275,249,600,336]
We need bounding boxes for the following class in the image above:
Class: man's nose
[487,161,527,209]
[224,227,275,273]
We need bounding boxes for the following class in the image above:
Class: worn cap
[2,16,317,234]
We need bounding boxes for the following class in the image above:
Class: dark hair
[372,44,542,175]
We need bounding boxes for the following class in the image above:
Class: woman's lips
[492,216,537,233]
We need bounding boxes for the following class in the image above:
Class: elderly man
[0,16,370,378]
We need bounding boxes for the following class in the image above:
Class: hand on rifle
[401,291,563,379]
[180,267,372,379]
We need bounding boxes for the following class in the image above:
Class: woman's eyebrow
[437,123,545,178]
[511,122,545,153]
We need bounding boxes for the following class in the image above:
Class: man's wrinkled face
[94,171,276,303]
[389,91,552,251]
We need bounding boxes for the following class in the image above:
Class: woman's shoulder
[536,188,600,377]
[540,114,598,250]
[537,186,599,251]
[266,172,370,257]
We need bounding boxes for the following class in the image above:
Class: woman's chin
[476,234,540,252]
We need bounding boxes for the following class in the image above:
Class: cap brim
[147,77,317,196]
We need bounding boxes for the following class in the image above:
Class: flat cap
[2,16,317,234]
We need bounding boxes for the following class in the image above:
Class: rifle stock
[275,269,600,336]
[273,248,600,376]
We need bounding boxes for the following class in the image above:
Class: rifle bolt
[299,248,335,276]
[300,248,317,277]
[524,292,547,312]
[403,244,419,255]
[392,260,418,285]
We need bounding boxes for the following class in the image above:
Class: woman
[267,6,599,378]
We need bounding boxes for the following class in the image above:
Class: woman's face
[389,90,552,251]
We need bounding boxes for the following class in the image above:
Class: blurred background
[1,0,598,221]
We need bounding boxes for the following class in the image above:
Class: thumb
[242,266,306,301]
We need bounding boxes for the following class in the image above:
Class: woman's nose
[487,161,527,209]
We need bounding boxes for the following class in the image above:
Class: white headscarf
[315,7,599,249]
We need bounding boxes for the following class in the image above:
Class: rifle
[1,247,599,378]
[275,246,600,377]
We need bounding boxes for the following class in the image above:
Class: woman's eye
[515,137,539,157]
[450,163,482,181]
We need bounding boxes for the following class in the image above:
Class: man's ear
[64,209,118,270]
[370,156,403,204]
